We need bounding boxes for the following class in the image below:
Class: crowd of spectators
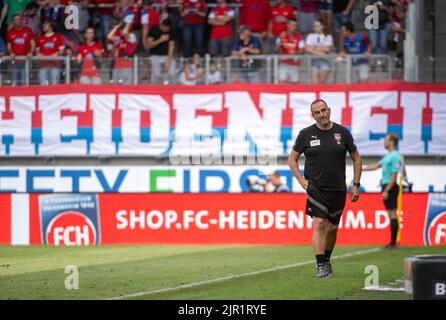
[0,0,409,85]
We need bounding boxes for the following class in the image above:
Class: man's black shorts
[305,182,346,225]
[381,184,399,210]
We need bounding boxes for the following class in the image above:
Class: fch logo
[39,194,100,245]
[424,193,446,245]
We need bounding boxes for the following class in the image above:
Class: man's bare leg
[325,221,338,253]
[324,221,339,275]
[312,217,327,255]
[312,217,329,277]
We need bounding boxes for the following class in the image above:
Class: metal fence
[415,56,446,83]
[0,54,395,86]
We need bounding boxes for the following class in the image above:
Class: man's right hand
[160,34,170,42]
[299,178,309,191]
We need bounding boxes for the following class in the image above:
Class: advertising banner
[1,83,446,157]
[1,193,445,246]
[0,165,444,193]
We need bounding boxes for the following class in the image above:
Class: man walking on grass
[288,99,362,278]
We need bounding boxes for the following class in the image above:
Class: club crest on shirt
[334,133,341,144]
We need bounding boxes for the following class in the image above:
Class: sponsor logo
[43,42,55,49]
[334,133,341,144]
[424,193,446,245]
[39,194,100,245]
[310,140,320,147]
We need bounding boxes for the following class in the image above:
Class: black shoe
[383,243,397,250]
[315,264,329,278]
[324,262,335,277]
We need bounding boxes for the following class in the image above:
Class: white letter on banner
[0,96,35,155]
[319,92,346,124]
[119,94,170,155]
[224,92,286,155]
[350,91,398,155]
[90,95,116,155]
[287,92,316,152]
[171,94,222,156]
[428,93,446,154]
[399,92,425,154]
[39,94,88,155]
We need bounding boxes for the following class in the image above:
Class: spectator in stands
[0,0,3,32]
[107,18,138,84]
[206,59,222,84]
[318,0,333,36]
[305,19,333,84]
[38,0,65,33]
[130,0,144,42]
[275,18,304,83]
[298,0,318,37]
[390,4,406,80]
[178,52,204,85]
[333,0,356,50]
[0,0,32,30]
[159,0,182,56]
[207,0,234,57]
[369,0,392,72]
[180,0,206,58]
[22,1,39,37]
[113,0,135,30]
[67,0,91,45]
[0,35,5,56]
[77,26,104,84]
[268,0,297,54]
[391,0,408,8]
[338,22,371,83]
[6,13,35,85]
[91,0,115,46]
[36,20,65,85]
[232,25,261,83]
[141,0,160,50]
[159,0,171,22]
[239,0,270,51]
[147,18,176,84]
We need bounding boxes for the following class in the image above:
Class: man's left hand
[350,186,360,202]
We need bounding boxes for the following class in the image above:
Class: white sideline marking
[104,247,381,300]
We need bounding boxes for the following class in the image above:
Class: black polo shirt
[293,122,357,191]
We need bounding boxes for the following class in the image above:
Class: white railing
[0,54,396,86]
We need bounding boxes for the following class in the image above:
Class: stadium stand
[0,0,422,85]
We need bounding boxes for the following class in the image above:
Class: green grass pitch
[0,245,444,300]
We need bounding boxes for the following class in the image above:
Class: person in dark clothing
[288,99,362,278]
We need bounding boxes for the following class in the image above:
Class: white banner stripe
[11,194,30,245]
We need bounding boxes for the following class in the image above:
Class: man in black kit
[288,99,362,278]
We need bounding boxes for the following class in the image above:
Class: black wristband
[353,182,361,187]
